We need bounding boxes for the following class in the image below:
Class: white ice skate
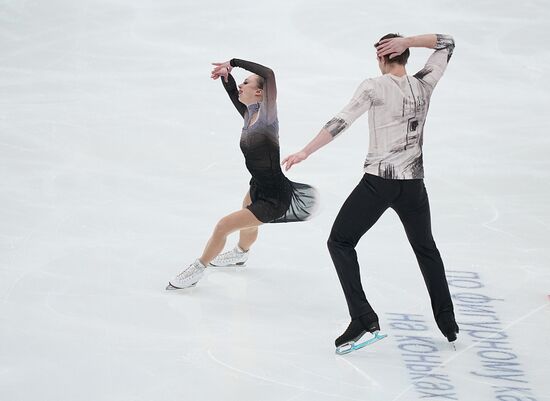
[209,246,249,267]
[166,259,206,290]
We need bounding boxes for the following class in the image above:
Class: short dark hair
[374,33,410,65]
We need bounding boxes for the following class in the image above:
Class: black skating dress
[221,59,318,223]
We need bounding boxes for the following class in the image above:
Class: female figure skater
[167,58,318,290]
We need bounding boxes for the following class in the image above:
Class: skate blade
[165,282,197,291]
[209,262,246,267]
[335,331,387,355]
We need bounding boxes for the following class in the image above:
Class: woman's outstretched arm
[211,65,247,117]
[222,73,247,117]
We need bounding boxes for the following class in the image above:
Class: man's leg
[393,180,458,339]
[327,174,388,320]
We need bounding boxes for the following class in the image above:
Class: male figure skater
[283,33,459,354]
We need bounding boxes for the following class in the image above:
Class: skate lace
[216,248,243,263]
[176,262,202,279]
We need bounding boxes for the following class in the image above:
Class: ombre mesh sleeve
[221,73,247,117]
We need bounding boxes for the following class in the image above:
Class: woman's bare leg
[238,191,258,251]
[200,208,262,266]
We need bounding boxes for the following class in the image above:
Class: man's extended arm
[282,79,374,171]
[281,128,333,171]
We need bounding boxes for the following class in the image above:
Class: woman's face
[238,74,263,105]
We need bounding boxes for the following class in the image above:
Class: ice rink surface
[1,0,549,400]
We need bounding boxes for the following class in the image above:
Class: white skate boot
[209,246,249,267]
[166,259,206,290]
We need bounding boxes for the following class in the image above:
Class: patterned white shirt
[324,34,455,179]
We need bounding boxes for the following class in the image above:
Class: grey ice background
[1,1,549,400]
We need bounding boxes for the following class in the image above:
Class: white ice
[1,1,549,400]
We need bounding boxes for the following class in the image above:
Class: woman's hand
[281,151,308,171]
[210,67,229,81]
[211,61,233,82]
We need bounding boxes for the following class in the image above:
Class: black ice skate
[335,317,387,355]
[437,314,459,349]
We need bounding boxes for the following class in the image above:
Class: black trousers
[327,173,455,325]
